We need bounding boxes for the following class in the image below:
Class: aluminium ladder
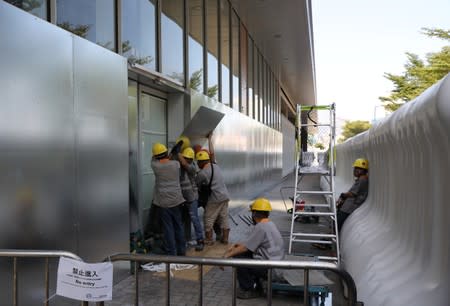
[288,103,340,265]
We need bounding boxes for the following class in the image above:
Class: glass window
[188,0,204,93]
[122,0,156,70]
[231,10,240,111]
[259,53,263,123]
[220,0,230,105]
[57,0,115,51]
[261,60,266,124]
[247,37,254,119]
[206,0,218,100]
[240,26,248,115]
[6,0,48,20]
[253,45,259,121]
[161,0,184,84]
[269,71,273,128]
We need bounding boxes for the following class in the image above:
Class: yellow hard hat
[152,143,168,157]
[176,136,191,151]
[250,198,272,212]
[182,147,195,159]
[196,151,210,161]
[353,158,369,170]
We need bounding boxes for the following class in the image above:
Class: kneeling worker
[222,198,285,299]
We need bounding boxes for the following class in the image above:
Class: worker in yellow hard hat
[313,158,369,250]
[337,158,369,230]
[222,198,285,299]
[151,142,186,256]
[178,147,205,251]
[195,132,230,246]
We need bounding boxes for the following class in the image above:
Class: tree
[338,120,371,143]
[57,22,90,38]
[380,27,450,112]
[7,0,41,12]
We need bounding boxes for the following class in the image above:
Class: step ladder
[288,103,339,265]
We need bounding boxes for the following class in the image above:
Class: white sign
[56,257,113,302]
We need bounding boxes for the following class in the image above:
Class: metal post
[166,263,170,306]
[135,260,139,306]
[199,264,203,306]
[304,269,309,306]
[13,257,18,306]
[45,258,49,306]
[266,269,273,305]
[232,267,237,306]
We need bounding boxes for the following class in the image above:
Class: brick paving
[105,172,346,306]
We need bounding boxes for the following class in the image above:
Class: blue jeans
[188,200,204,241]
[160,205,186,256]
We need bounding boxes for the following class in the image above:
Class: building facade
[0,1,314,302]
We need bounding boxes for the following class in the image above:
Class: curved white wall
[335,74,450,306]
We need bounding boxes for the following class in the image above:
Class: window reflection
[206,0,218,99]
[122,0,156,70]
[188,0,204,93]
[161,0,184,84]
[231,10,239,111]
[240,26,248,115]
[5,0,47,20]
[248,37,254,119]
[220,0,230,105]
[57,0,115,51]
[254,46,259,121]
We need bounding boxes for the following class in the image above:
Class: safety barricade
[97,253,358,306]
[0,249,88,306]
[0,249,358,306]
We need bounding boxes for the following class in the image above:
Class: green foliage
[189,69,203,91]
[7,0,41,12]
[122,40,154,66]
[314,143,325,150]
[206,85,218,99]
[380,27,450,112]
[58,22,90,38]
[338,120,371,143]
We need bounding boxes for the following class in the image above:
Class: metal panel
[181,106,225,138]
[73,37,129,261]
[190,91,282,204]
[282,114,296,177]
[0,0,76,254]
[0,3,129,304]
[0,2,77,305]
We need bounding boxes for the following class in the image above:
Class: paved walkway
[106,172,345,306]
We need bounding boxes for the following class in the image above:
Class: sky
[312,0,450,123]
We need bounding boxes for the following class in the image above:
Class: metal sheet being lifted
[181,106,225,138]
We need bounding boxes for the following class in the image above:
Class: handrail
[0,249,86,306]
[97,253,358,306]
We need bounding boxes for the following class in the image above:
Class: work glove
[170,140,183,156]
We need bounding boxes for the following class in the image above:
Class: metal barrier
[0,249,87,306]
[97,253,358,306]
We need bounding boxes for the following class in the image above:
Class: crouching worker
[222,198,285,299]
[336,158,369,231]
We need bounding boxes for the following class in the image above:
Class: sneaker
[237,287,260,299]
[258,280,268,296]
[195,240,204,252]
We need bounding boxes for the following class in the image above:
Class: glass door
[139,89,167,213]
